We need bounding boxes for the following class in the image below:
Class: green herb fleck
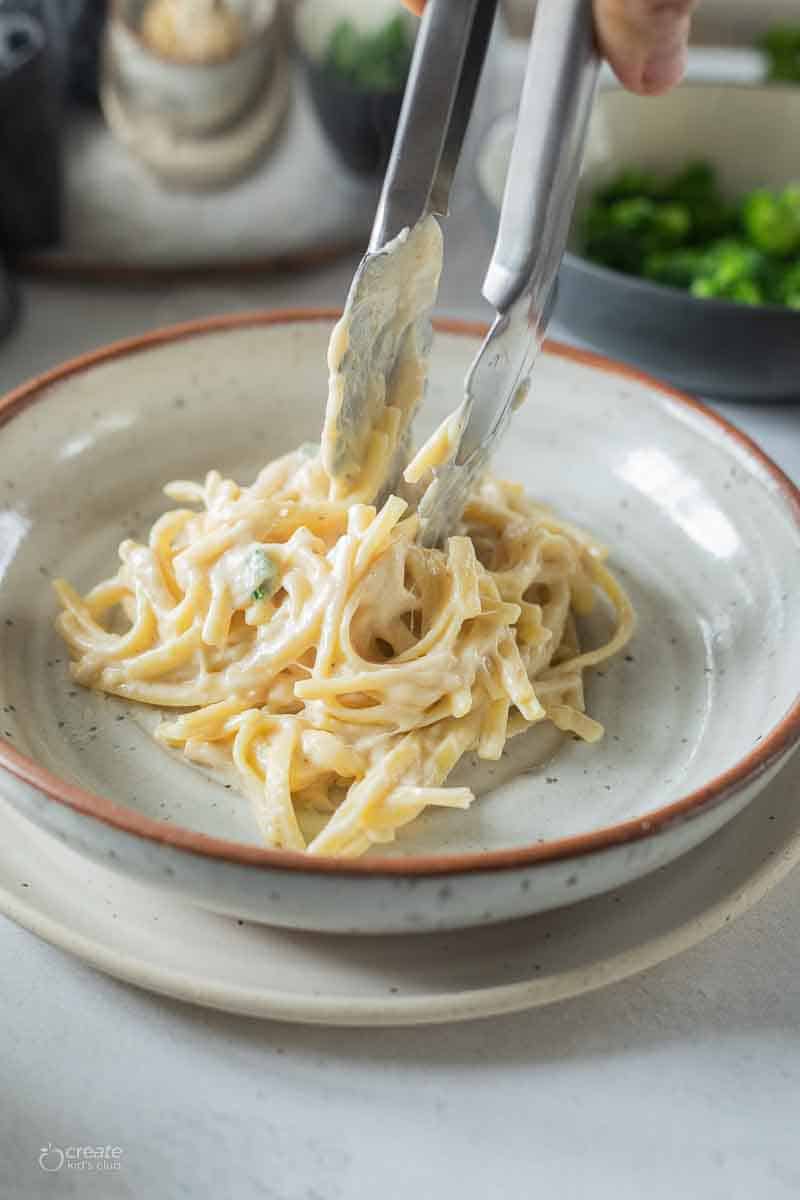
[246,547,279,604]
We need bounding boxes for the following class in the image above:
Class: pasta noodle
[54,451,635,857]
[54,217,635,858]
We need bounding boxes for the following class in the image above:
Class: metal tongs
[378,0,600,546]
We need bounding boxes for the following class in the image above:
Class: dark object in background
[0,258,18,344]
[0,0,106,105]
[304,57,405,175]
[0,0,67,90]
[64,0,106,106]
[0,12,62,252]
[300,14,413,176]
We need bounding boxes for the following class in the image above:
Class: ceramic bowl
[105,0,280,136]
[0,313,798,933]
[478,84,800,401]
[300,51,404,176]
[101,0,288,189]
[293,0,415,176]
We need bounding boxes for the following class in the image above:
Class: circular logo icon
[39,1144,64,1172]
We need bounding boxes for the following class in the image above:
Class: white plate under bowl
[1,750,799,1025]
[0,313,798,933]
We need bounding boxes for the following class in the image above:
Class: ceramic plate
[0,314,798,932]
[1,750,799,1024]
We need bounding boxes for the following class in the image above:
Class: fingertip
[604,56,647,94]
[641,46,688,94]
[605,47,687,96]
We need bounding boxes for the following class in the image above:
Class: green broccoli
[688,239,768,305]
[583,196,690,274]
[642,247,707,288]
[691,276,764,306]
[741,186,800,257]
[665,161,737,241]
[325,16,412,92]
[773,259,800,309]
[582,161,800,308]
[596,168,663,204]
[761,25,800,84]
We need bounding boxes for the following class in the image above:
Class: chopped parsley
[246,547,279,603]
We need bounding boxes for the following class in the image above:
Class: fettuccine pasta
[54,445,634,857]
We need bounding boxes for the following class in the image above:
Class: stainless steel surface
[419,0,599,545]
[330,0,498,502]
[369,0,497,252]
[483,0,599,313]
[417,290,540,547]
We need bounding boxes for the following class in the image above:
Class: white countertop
[2,209,800,1198]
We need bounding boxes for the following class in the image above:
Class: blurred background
[0,0,799,400]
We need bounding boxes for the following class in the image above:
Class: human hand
[401,0,698,96]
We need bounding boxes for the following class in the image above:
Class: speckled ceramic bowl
[0,313,798,933]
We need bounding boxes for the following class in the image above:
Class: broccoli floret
[583,197,690,274]
[325,16,412,92]
[702,237,765,280]
[642,247,707,288]
[688,239,768,305]
[761,25,800,84]
[596,168,663,204]
[651,202,692,245]
[582,201,642,272]
[741,186,800,257]
[665,161,716,206]
[662,161,737,241]
[772,259,800,309]
[691,277,764,306]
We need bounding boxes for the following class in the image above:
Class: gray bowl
[478,83,800,401]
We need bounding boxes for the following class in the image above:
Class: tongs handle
[483,0,600,314]
[370,0,498,252]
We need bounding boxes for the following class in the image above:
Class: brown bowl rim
[0,308,799,877]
